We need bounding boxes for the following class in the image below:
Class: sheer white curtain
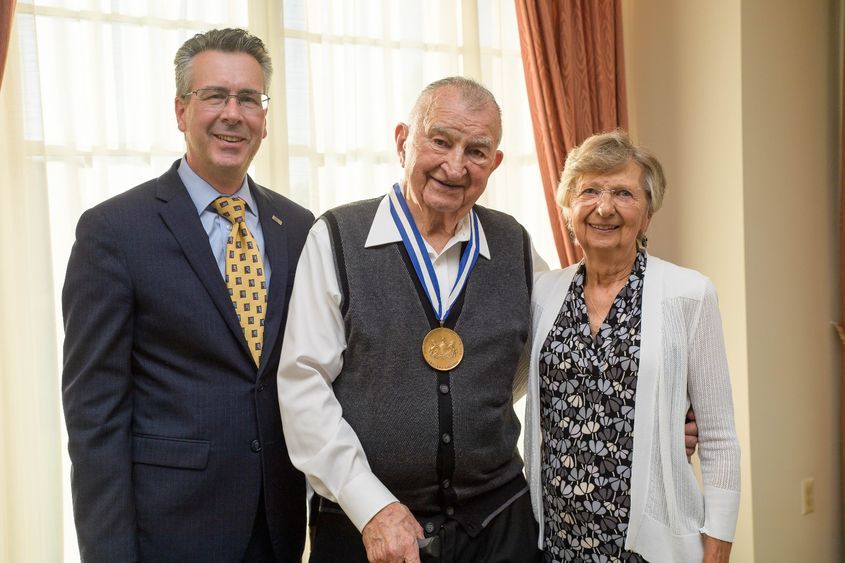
[4,4,250,561]
[0,18,63,563]
[1,1,552,561]
[259,0,554,260]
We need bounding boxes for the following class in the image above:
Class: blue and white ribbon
[388,183,480,322]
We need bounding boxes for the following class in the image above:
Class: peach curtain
[515,0,627,267]
[0,0,14,90]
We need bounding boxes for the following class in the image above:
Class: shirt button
[445,506,455,516]
[441,433,451,444]
[250,439,261,452]
[424,522,435,534]
[257,383,265,392]
[441,479,451,489]
[439,384,450,394]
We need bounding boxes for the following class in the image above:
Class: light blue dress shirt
[177,158,271,283]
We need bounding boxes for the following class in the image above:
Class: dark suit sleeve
[62,207,137,562]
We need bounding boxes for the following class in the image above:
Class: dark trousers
[309,492,540,563]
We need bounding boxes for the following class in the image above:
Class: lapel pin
[272,215,284,225]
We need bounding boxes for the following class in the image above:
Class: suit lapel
[155,164,253,362]
[250,181,290,376]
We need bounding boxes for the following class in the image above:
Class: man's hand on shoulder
[361,502,424,563]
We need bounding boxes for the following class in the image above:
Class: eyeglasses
[183,88,270,112]
[572,186,647,208]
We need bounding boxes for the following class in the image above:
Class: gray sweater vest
[323,198,531,514]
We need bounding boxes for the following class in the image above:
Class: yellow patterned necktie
[211,197,267,366]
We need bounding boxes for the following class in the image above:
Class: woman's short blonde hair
[557,129,666,218]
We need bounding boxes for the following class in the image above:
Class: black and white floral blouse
[539,251,647,563]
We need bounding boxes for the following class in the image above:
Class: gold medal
[422,327,464,371]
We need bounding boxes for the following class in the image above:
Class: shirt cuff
[336,471,399,532]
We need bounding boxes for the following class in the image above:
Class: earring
[639,234,648,248]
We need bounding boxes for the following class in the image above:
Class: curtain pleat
[515,0,627,267]
[839,3,845,546]
[0,0,15,89]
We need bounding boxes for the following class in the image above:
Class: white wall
[624,0,840,560]
[741,0,841,560]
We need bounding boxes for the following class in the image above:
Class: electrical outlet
[801,478,815,515]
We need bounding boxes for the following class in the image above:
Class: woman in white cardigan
[521,131,740,563]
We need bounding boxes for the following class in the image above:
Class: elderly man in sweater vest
[277,77,543,563]
[277,77,702,563]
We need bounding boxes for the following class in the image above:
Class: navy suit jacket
[62,160,314,562]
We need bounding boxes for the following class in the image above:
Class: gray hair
[556,130,666,250]
[174,28,272,97]
[557,129,666,216]
[409,76,503,144]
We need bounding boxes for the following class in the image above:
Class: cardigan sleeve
[686,280,741,541]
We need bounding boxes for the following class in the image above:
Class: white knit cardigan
[517,254,740,563]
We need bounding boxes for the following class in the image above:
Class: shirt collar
[364,192,491,259]
[178,156,258,217]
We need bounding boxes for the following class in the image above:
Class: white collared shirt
[277,193,547,532]
[364,195,491,301]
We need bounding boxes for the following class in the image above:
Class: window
[7,1,552,559]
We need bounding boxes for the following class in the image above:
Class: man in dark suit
[62,28,313,562]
